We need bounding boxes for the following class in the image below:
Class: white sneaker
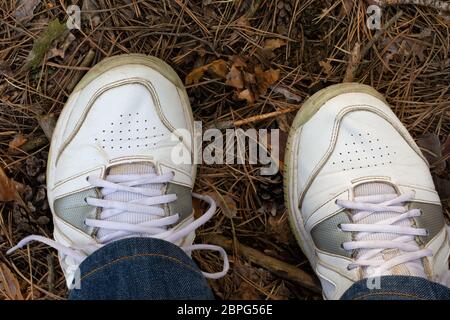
[9,54,228,286]
[284,83,450,300]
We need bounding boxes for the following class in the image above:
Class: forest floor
[0,0,449,300]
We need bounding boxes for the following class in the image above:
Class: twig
[10,136,48,155]
[376,0,450,11]
[66,49,96,93]
[343,42,361,83]
[46,254,55,293]
[214,107,298,130]
[205,235,321,293]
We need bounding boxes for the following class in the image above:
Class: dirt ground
[0,0,449,300]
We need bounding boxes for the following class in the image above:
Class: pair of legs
[9,55,450,300]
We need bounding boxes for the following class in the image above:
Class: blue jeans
[69,237,450,300]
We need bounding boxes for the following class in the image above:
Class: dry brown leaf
[0,263,24,300]
[263,38,287,50]
[243,72,256,85]
[48,32,76,59]
[0,167,21,202]
[416,133,444,173]
[37,113,57,140]
[231,56,247,68]
[319,60,333,75]
[209,59,228,78]
[185,59,229,85]
[8,134,27,151]
[185,65,208,85]
[208,192,237,218]
[237,89,255,104]
[226,65,244,89]
[14,0,40,22]
[267,215,292,246]
[255,67,280,95]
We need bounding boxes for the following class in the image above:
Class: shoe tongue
[353,182,426,278]
[96,162,165,239]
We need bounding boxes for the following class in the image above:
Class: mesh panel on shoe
[54,189,98,234]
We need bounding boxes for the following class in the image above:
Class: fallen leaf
[14,0,40,23]
[209,59,228,78]
[270,85,303,102]
[231,56,247,68]
[48,32,76,59]
[0,167,21,202]
[237,89,255,104]
[8,134,27,151]
[226,65,245,89]
[319,60,333,76]
[0,263,24,300]
[255,67,280,95]
[26,19,68,70]
[185,59,229,85]
[37,113,57,140]
[263,38,287,50]
[208,192,237,218]
[416,133,445,173]
[185,65,208,85]
[243,71,256,85]
[267,214,293,246]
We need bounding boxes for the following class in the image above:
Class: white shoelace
[8,172,229,279]
[336,191,433,277]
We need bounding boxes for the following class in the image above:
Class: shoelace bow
[8,172,229,279]
[336,191,432,277]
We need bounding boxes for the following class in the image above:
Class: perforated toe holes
[331,131,395,171]
[94,113,165,150]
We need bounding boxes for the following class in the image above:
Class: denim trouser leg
[69,237,450,300]
[341,275,450,300]
[69,237,214,300]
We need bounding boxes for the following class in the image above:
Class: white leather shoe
[9,54,228,286]
[284,83,450,300]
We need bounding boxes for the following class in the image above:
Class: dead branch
[375,0,450,11]
[205,235,321,293]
